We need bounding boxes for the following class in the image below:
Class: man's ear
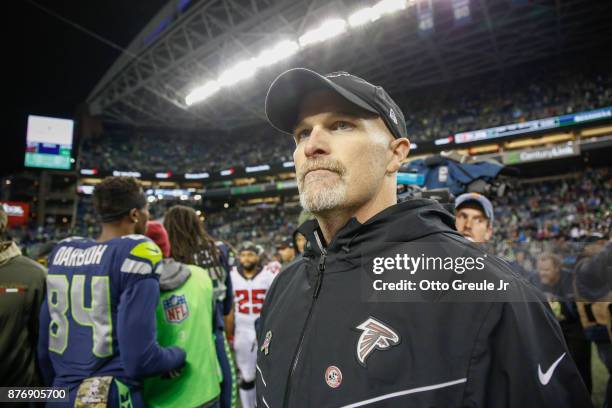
[387,137,411,174]
[128,208,139,223]
[485,224,493,241]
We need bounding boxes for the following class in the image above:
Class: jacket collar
[298,198,460,258]
[0,241,22,266]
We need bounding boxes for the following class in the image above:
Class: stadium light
[187,41,298,104]
[218,60,258,87]
[255,40,299,67]
[349,0,408,27]
[374,0,408,15]
[186,81,220,106]
[186,1,413,105]
[298,19,347,47]
[348,8,377,27]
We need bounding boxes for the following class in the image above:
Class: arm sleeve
[463,300,592,407]
[216,242,234,316]
[223,269,233,316]
[36,298,55,386]
[30,268,46,385]
[117,278,186,379]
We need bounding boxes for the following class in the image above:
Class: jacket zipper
[283,232,327,407]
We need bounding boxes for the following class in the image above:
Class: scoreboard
[25,115,74,170]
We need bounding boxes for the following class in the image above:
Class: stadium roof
[87,0,612,131]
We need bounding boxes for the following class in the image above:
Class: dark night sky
[7,0,168,176]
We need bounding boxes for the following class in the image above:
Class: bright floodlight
[185,81,220,105]
[256,40,300,67]
[349,0,407,27]
[186,0,412,106]
[374,0,408,15]
[348,8,378,27]
[218,59,258,87]
[299,19,347,47]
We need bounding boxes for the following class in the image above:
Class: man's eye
[294,129,310,142]
[332,121,352,131]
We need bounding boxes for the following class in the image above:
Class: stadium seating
[79,66,612,174]
[14,169,609,265]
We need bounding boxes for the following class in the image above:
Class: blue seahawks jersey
[38,234,185,398]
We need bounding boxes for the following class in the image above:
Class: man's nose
[304,126,329,158]
[463,217,475,229]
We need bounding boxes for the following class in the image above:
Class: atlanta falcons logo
[355,317,401,366]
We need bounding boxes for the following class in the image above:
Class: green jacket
[0,241,46,386]
[144,260,221,407]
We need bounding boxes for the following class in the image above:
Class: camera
[396,153,507,208]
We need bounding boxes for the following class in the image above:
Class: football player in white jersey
[230,242,276,408]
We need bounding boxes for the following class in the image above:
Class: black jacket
[535,269,585,337]
[575,242,612,301]
[255,199,591,407]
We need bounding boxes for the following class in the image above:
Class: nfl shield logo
[163,294,189,323]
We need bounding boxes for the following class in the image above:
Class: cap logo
[389,108,398,125]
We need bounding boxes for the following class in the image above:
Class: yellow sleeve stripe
[129,241,163,266]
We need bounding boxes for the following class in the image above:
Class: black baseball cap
[239,241,260,254]
[265,68,407,140]
[276,237,295,250]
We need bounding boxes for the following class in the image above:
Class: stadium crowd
[403,65,611,142]
[492,167,610,254]
[9,168,610,265]
[205,203,301,249]
[79,65,611,174]
[79,128,294,174]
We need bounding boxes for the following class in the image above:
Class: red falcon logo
[355,317,400,366]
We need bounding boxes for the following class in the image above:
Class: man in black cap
[575,233,612,406]
[256,68,590,407]
[276,237,297,265]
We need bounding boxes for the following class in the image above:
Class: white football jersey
[230,265,276,331]
[231,264,276,384]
